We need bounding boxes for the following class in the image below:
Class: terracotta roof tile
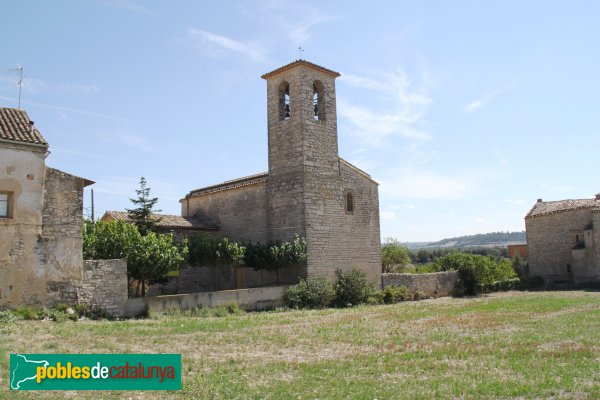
[187,172,268,197]
[0,108,48,146]
[102,211,218,230]
[261,59,341,80]
[525,198,598,219]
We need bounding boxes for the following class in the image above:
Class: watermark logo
[10,354,181,390]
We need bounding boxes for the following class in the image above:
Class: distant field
[1,291,599,399]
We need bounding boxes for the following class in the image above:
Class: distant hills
[402,231,526,250]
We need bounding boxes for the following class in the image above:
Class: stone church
[180,60,382,285]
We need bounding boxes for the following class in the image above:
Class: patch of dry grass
[1,291,599,399]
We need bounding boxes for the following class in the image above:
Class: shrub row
[476,277,521,293]
[284,269,373,309]
[433,252,519,295]
[368,285,423,305]
[284,269,422,309]
[188,234,307,272]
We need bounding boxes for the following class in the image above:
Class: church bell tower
[261,60,342,245]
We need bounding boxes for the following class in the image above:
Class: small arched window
[313,80,324,121]
[345,191,354,214]
[279,81,291,120]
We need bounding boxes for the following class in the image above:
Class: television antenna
[8,64,24,108]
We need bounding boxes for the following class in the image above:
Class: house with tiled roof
[0,107,95,309]
[100,210,217,240]
[180,60,382,286]
[525,194,600,286]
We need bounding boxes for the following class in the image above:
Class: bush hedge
[433,253,519,295]
[284,269,375,309]
[283,277,335,309]
[333,269,374,307]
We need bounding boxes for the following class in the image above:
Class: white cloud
[288,13,342,46]
[390,203,416,210]
[0,74,99,96]
[188,29,267,62]
[51,148,111,160]
[539,181,573,194]
[339,100,431,144]
[505,198,524,205]
[91,176,139,197]
[57,83,99,94]
[379,168,482,200]
[0,75,45,93]
[464,83,515,112]
[347,157,373,172]
[348,148,366,156]
[338,69,433,145]
[0,95,126,121]
[249,0,342,47]
[380,211,397,221]
[114,130,152,152]
[495,149,509,168]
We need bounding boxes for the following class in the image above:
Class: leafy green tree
[416,249,431,264]
[511,253,528,280]
[245,235,307,284]
[83,220,187,297]
[127,231,188,296]
[187,234,221,266]
[126,177,162,235]
[433,252,517,295]
[381,243,411,272]
[83,219,139,260]
[216,237,246,266]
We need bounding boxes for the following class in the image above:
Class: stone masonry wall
[184,181,269,244]
[147,264,303,296]
[81,259,128,316]
[264,63,381,287]
[383,271,459,298]
[0,159,89,308]
[0,144,47,308]
[526,208,593,283]
[338,162,381,285]
[41,168,86,305]
[593,211,600,280]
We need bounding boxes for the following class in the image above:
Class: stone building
[525,194,600,286]
[181,60,382,285]
[0,107,94,308]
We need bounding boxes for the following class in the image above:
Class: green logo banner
[10,354,181,390]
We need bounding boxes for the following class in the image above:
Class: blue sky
[2,0,599,241]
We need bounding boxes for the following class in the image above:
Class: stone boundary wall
[81,259,128,316]
[124,286,287,317]
[382,271,459,298]
[147,264,303,296]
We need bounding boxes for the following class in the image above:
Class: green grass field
[1,290,599,399]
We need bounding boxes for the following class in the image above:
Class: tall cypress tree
[126,177,162,235]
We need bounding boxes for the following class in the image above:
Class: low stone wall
[125,285,287,317]
[147,264,302,296]
[81,259,128,316]
[382,271,459,298]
